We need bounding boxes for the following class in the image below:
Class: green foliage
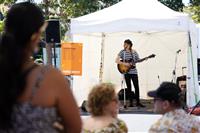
[100,0,121,8]
[158,0,184,11]
[190,0,200,6]
[0,0,16,4]
[0,21,4,32]
[183,0,200,23]
[1,0,121,39]
[184,5,200,23]
[39,0,121,40]
[190,6,200,23]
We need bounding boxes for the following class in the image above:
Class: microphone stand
[172,50,180,83]
[158,75,160,85]
[121,74,127,109]
[122,51,127,109]
[182,67,186,75]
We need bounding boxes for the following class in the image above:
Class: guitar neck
[134,57,147,63]
[122,54,154,64]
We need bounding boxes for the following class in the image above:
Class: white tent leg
[99,33,106,82]
[187,31,200,106]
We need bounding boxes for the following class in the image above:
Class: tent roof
[71,0,189,34]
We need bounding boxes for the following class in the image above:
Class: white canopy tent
[70,0,200,107]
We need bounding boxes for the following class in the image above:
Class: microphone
[176,49,181,53]
[158,75,160,85]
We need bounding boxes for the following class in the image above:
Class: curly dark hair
[87,83,116,116]
[0,2,44,130]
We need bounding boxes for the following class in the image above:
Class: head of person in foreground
[147,82,183,114]
[0,2,46,129]
[87,83,119,118]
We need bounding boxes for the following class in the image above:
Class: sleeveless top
[82,118,128,133]
[0,65,61,133]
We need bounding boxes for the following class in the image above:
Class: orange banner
[61,42,82,76]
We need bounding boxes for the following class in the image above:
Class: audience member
[147,82,200,133]
[176,75,186,91]
[82,83,128,133]
[176,75,187,108]
[0,2,81,133]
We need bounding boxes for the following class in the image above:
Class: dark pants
[124,74,140,104]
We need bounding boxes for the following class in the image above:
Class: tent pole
[99,33,105,82]
[188,31,199,104]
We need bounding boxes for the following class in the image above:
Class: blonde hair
[87,83,116,116]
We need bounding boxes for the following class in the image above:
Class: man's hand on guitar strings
[123,62,132,67]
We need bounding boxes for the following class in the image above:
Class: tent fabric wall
[72,34,102,105]
[103,32,188,97]
[70,0,199,107]
[72,32,188,105]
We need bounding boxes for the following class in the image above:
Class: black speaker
[118,88,135,101]
[81,100,88,112]
[45,20,60,43]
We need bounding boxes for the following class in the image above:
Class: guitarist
[115,39,146,107]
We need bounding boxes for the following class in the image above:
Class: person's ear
[30,32,41,53]
[31,32,39,41]
[162,100,170,110]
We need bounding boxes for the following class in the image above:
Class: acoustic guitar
[117,54,155,74]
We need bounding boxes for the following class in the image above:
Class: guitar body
[117,54,155,74]
[117,64,131,74]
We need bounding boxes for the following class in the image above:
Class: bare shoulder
[43,65,67,82]
[82,117,95,130]
[83,116,116,130]
[43,65,63,77]
[40,65,82,132]
[41,65,70,92]
[83,117,91,125]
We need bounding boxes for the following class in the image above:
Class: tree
[37,0,121,65]
[158,0,184,11]
[99,0,121,8]
[38,0,121,39]
[0,21,3,32]
[190,0,200,5]
[184,0,200,23]
[0,0,15,4]
[0,0,122,62]
[0,1,10,33]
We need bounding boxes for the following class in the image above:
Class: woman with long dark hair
[0,2,81,133]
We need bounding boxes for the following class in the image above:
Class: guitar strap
[131,50,134,64]
[130,50,136,69]
[123,49,126,62]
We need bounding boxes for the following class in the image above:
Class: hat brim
[147,91,157,98]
